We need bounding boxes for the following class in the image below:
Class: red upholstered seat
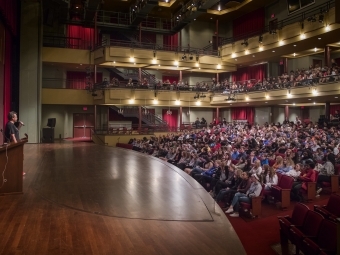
[271,175,294,209]
[300,219,337,255]
[314,193,340,222]
[231,159,239,165]
[278,202,309,247]
[239,184,264,218]
[289,210,324,255]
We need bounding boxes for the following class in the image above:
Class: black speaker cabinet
[42,128,54,143]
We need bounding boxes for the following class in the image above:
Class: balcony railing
[219,0,335,46]
[42,73,340,95]
[43,36,93,50]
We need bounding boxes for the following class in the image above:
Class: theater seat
[271,175,294,209]
[314,193,340,222]
[289,210,324,255]
[239,185,264,218]
[278,202,309,249]
[300,219,337,255]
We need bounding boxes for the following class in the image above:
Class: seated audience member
[284,163,302,180]
[225,174,262,217]
[262,166,278,190]
[249,159,262,176]
[276,157,295,174]
[186,160,213,176]
[316,153,335,196]
[215,169,243,205]
[291,160,317,201]
[272,156,284,171]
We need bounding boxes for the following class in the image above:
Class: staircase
[142,70,157,85]
[110,105,168,127]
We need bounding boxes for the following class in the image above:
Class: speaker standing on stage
[4,111,20,143]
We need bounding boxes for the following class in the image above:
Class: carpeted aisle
[225,194,334,255]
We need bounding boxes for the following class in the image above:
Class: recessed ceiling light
[335,96,338,98]
[252,55,255,57]
[293,45,296,47]
[194,18,196,21]
[210,17,212,19]
[293,103,296,105]
[272,50,275,52]
[265,102,268,103]
[247,103,249,104]
[318,38,321,40]
[230,104,232,105]
[308,98,311,100]
[313,102,316,104]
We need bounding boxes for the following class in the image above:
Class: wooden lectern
[0,139,27,195]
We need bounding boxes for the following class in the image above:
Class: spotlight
[319,14,324,23]
[241,39,248,47]
[258,35,263,43]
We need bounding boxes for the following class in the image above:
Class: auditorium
[0,0,339,254]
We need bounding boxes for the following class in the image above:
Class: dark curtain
[233,8,265,40]
[66,72,102,89]
[0,0,18,131]
[162,76,178,83]
[231,107,255,124]
[162,109,178,128]
[163,33,178,50]
[330,105,340,115]
[232,64,267,82]
[67,24,94,49]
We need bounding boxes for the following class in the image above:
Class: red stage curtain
[232,107,254,124]
[0,0,18,35]
[67,24,94,49]
[233,8,264,40]
[163,33,178,50]
[162,109,178,128]
[66,72,102,89]
[330,105,340,115]
[3,28,11,127]
[162,76,178,84]
[232,64,267,81]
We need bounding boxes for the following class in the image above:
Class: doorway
[73,113,95,138]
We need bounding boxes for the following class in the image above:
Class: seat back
[279,175,294,189]
[277,173,283,184]
[325,193,340,216]
[290,202,310,226]
[335,164,340,175]
[269,159,275,167]
[301,211,324,236]
[316,219,337,252]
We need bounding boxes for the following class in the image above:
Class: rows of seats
[278,200,339,255]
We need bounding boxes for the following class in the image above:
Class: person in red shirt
[291,160,317,202]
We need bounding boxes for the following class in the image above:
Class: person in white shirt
[285,163,302,181]
[263,167,278,190]
[249,160,262,176]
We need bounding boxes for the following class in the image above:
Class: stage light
[129,57,135,62]
[174,60,178,66]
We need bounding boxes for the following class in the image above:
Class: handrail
[219,0,335,46]
[91,129,108,145]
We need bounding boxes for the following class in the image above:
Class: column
[107,107,110,133]
[216,19,219,51]
[324,46,331,68]
[216,73,219,83]
[138,106,142,131]
[325,102,330,120]
[94,105,97,130]
[179,70,182,81]
[94,65,97,83]
[216,107,220,123]
[179,106,182,128]
[94,11,98,47]
[19,0,42,143]
[284,105,289,122]
[283,57,288,74]
[138,68,142,83]
[139,24,142,43]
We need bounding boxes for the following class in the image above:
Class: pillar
[216,107,220,123]
[283,57,288,74]
[139,24,142,43]
[138,106,142,131]
[324,46,331,68]
[216,19,219,50]
[179,70,182,81]
[107,107,110,133]
[325,102,330,120]
[94,65,97,83]
[94,105,97,130]
[284,105,289,122]
[94,11,98,48]
[138,68,142,83]
[19,0,42,143]
[216,73,219,83]
[179,106,182,127]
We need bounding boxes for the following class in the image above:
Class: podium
[0,139,27,195]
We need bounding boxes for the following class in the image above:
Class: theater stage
[0,142,246,255]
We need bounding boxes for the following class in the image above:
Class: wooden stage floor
[0,142,247,255]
